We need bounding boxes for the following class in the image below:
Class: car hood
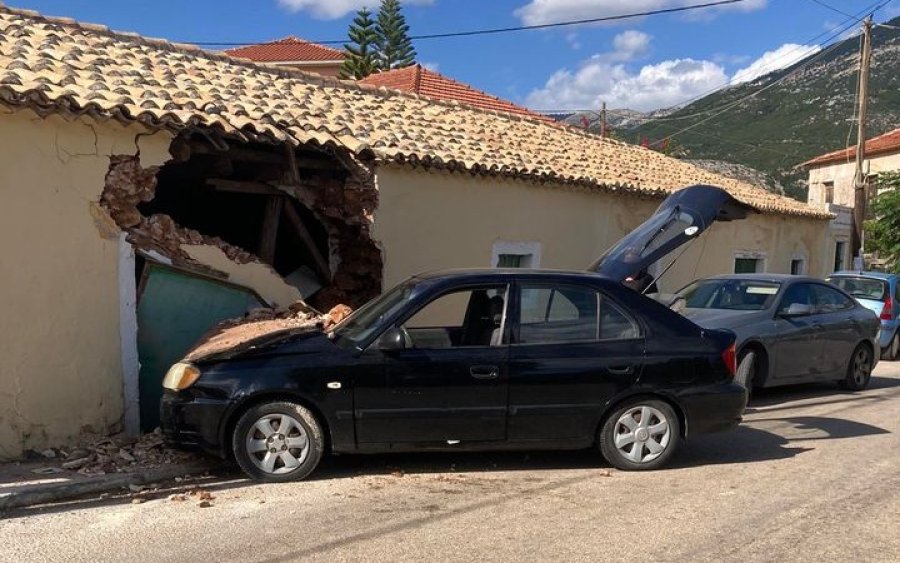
[184,319,327,363]
[589,184,751,282]
[681,308,764,329]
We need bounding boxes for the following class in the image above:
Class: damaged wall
[0,107,172,459]
[372,165,829,293]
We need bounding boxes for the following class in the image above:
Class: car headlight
[162,362,201,390]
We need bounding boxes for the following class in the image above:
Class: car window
[812,284,854,313]
[401,286,508,348]
[517,284,639,344]
[827,276,887,301]
[777,283,816,314]
[680,279,780,311]
[519,285,597,344]
[599,299,641,341]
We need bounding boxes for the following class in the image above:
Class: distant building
[801,128,900,270]
[225,36,344,77]
[360,64,554,123]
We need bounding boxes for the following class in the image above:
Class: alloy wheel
[612,405,671,464]
[851,347,872,387]
[245,413,310,474]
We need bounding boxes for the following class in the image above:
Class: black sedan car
[679,275,880,397]
[162,185,749,481]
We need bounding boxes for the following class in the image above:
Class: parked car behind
[678,274,880,397]
[162,185,750,481]
[827,271,900,360]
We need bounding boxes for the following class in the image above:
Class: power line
[536,0,885,123]
[806,0,861,21]
[180,0,749,47]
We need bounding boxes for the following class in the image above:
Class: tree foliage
[340,7,378,80]
[375,0,416,70]
[864,171,900,270]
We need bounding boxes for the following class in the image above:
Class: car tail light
[881,296,893,320]
[721,343,737,378]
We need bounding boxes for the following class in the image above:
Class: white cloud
[277,0,434,19]
[514,0,766,26]
[525,28,724,111]
[610,30,651,60]
[730,43,821,84]
[421,61,440,72]
[526,57,727,111]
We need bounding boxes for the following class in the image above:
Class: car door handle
[470,365,499,380]
[608,366,635,375]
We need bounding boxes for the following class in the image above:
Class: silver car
[677,274,880,397]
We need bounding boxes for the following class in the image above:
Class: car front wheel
[599,399,681,471]
[232,401,324,482]
[839,344,873,391]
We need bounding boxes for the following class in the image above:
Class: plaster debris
[43,429,197,477]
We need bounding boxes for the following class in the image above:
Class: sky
[11,0,900,112]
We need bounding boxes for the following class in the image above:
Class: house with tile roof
[0,5,833,456]
[225,36,345,77]
[800,128,900,270]
[360,64,555,122]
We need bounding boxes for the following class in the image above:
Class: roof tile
[0,6,828,219]
[802,127,900,168]
[224,36,344,63]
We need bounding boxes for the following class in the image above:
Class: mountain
[627,18,900,201]
[560,107,677,131]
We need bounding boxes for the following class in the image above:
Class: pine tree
[340,7,378,79]
[375,0,416,70]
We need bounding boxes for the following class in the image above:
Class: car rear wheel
[232,401,324,482]
[882,333,899,361]
[736,350,757,403]
[599,399,681,471]
[839,344,873,391]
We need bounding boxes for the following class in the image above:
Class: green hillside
[630,19,900,201]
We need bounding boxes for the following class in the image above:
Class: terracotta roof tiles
[802,127,900,168]
[0,6,829,219]
[224,36,343,63]
[360,65,554,123]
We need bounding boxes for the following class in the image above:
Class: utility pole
[852,16,873,268]
[600,101,607,139]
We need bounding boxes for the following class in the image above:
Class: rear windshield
[826,276,887,301]
[679,279,781,311]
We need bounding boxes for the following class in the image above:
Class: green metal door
[137,263,265,431]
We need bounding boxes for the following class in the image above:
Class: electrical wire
[179,0,749,47]
[535,0,886,123]
[807,0,862,21]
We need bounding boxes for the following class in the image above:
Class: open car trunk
[588,184,752,284]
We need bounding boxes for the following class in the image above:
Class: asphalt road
[4,365,900,563]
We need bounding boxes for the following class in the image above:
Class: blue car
[827,271,900,360]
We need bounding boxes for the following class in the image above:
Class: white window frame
[491,241,541,269]
[734,250,766,274]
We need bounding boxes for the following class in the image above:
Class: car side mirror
[377,327,406,352]
[780,303,813,317]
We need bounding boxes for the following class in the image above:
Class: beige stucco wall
[0,107,172,458]
[808,152,900,207]
[372,165,831,296]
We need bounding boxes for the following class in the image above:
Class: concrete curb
[0,462,217,512]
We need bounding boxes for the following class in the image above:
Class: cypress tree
[375,0,417,70]
[340,7,379,79]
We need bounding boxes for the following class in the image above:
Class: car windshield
[680,279,781,311]
[331,279,420,348]
[827,276,887,301]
